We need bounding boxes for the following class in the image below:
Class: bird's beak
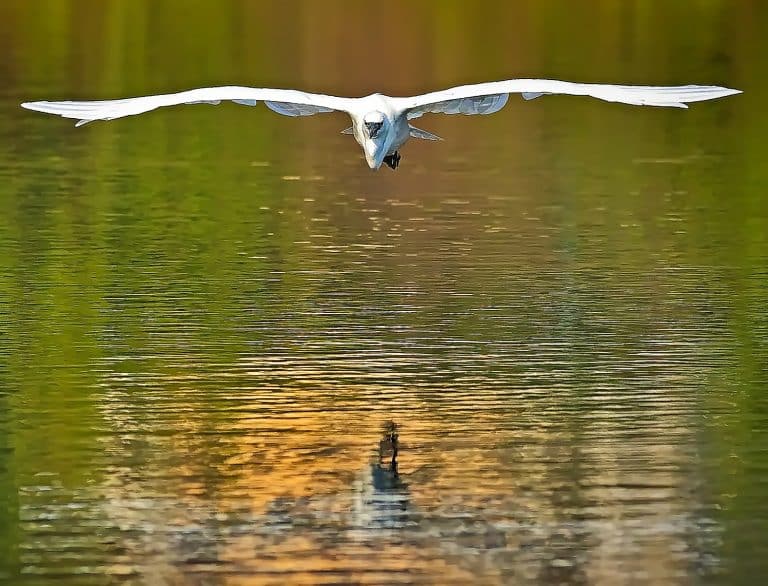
[363,139,386,170]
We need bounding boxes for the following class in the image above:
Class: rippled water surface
[1,2,766,584]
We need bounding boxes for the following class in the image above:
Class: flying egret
[21,79,741,170]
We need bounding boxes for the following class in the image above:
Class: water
[1,2,766,584]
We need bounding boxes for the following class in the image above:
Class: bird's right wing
[21,86,356,127]
[393,79,742,119]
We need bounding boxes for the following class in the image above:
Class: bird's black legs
[383,151,401,169]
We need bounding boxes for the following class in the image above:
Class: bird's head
[360,111,390,170]
[363,111,386,139]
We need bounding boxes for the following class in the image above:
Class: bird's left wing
[21,86,355,127]
[392,79,742,119]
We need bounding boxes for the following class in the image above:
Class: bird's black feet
[383,151,401,169]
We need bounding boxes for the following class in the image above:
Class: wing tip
[21,100,71,115]
[692,85,743,100]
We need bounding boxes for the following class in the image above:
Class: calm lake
[0,2,766,584]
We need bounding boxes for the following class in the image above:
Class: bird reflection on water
[350,421,411,534]
[377,420,400,482]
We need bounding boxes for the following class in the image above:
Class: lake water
[0,2,766,584]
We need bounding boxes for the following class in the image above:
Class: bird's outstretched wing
[393,79,742,119]
[21,86,355,127]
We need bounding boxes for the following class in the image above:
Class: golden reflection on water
[79,340,715,584]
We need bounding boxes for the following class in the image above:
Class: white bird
[21,79,741,170]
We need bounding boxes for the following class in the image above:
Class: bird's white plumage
[21,78,741,169]
[395,79,742,115]
[21,86,354,126]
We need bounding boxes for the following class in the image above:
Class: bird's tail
[409,126,443,141]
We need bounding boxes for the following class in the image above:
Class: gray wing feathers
[406,93,508,119]
[21,86,351,125]
[264,101,334,116]
[223,97,334,115]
